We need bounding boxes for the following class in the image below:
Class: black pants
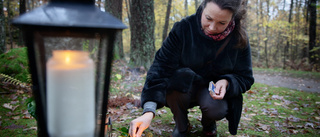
[166,87,228,133]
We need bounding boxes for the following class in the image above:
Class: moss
[0,47,30,83]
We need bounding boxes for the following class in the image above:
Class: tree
[105,0,124,59]
[283,0,294,69]
[185,0,188,17]
[0,0,5,54]
[162,0,172,42]
[19,0,26,45]
[195,0,199,10]
[129,0,155,69]
[264,0,270,68]
[308,0,317,64]
[6,0,13,49]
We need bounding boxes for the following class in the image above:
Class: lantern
[11,0,127,136]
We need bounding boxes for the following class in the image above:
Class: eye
[206,16,212,21]
[220,22,226,25]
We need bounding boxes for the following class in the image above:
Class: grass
[109,67,320,136]
[0,47,30,83]
[1,63,319,136]
[0,89,37,137]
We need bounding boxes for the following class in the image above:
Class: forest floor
[107,63,320,136]
[1,62,320,136]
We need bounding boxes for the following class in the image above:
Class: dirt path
[253,71,320,93]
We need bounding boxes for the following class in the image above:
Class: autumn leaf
[288,115,300,122]
[11,116,20,120]
[3,103,13,110]
[23,127,37,131]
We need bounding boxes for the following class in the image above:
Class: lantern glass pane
[32,31,110,137]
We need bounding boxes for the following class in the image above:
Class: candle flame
[65,56,70,64]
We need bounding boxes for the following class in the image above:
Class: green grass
[1,59,319,136]
[0,91,37,137]
[111,82,320,137]
[0,47,30,83]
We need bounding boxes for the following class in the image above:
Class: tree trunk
[129,0,155,69]
[256,0,262,64]
[283,0,294,69]
[19,0,26,46]
[308,0,317,64]
[7,0,13,49]
[264,0,270,68]
[0,0,5,54]
[194,0,198,10]
[304,0,309,35]
[105,0,124,59]
[185,0,188,17]
[162,0,172,42]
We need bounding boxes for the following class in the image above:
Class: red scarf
[204,20,235,41]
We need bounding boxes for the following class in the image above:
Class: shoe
[202,122,217,137]
[202,129,217,137]
[171,123,192,137]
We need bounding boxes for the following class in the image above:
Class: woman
[129,0,254,136]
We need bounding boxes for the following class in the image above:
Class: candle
[47,50,95,137]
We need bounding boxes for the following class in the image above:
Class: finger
[129,126,132,137]
[220,88,226,98]
[129,122,138,137]
[136,127,144,137]
[212,94,223,100]
[214,85,221,95]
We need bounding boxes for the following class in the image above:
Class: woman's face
[201,2,233,35]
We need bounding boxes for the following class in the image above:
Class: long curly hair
[201,0,248,48]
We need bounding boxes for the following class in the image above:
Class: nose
[209,22,216,32]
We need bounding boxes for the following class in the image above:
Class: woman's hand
[129,112,154,137]
[211,79,228,100]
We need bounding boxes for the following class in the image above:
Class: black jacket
[141,7,254,135]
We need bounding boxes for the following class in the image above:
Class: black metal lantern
[11,0,126,136]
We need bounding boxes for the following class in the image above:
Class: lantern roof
[12,0,127,30]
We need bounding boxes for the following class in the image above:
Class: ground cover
[0,60,319,137]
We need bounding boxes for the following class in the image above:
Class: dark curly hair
[201,0,248,48]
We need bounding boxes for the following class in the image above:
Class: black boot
[171,123,191,137]
[202,122,217,137]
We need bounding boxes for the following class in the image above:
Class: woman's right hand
[129,112,154,137]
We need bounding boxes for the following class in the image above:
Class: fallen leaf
[149,125,161,135]
[272,95,284,100]
[288,115,300,122]
[11,105,19,111]
[274,102,283,106]
[3,103,13,110]
[256,123,270,131]
[23,127,37,131]
[305,123,314,128]
[11,116,20,120]
[288,129,299,134]
[157,109,168,115]
[10,101,19,105]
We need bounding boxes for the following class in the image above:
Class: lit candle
[47,50,95,137]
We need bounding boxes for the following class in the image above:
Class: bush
[0,47,30,83]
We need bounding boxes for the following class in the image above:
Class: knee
[201,100,228,120]
[166,90,190,105]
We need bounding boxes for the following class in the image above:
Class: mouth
[205,30,215,35]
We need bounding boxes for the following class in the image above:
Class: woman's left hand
[211,79,228,100]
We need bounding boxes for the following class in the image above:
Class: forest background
[0,0,319,71]
[0,0,320,136]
